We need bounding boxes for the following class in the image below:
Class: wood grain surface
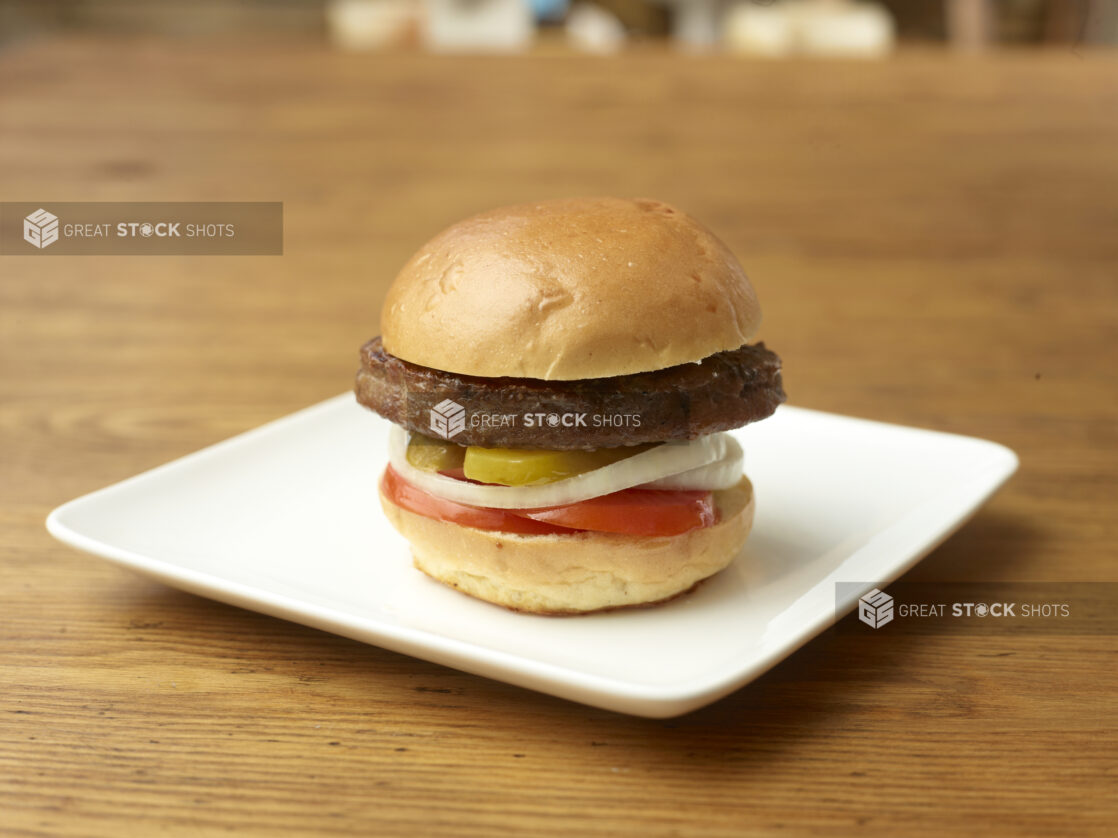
[2,39,1116,837]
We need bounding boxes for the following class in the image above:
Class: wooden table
[2,39,1115,836]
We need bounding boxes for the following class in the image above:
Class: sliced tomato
[511,488,716,537]
[381,466,575,535]
[382,467,717,537]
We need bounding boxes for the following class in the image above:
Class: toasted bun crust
[379,475,754,615]
[381,197,761,380]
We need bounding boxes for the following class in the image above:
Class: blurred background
[2,0,1117,54]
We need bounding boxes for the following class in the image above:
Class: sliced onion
[387,425,734,510]
[642,435,743,491]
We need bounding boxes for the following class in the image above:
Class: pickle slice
[463,444,654,486]
[406,434,467,473]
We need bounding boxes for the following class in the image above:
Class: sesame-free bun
[381,197,762,380]
[379,475,754,615]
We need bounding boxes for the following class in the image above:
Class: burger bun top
[381,197,762,380]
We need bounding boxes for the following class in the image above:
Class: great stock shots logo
[1,202,283,255]
[23,208,59,249]
[838,582,1112,635]
[429,399,467,440]
[858,588,895,629]
[425,400,642,440]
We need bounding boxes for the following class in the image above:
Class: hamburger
[357,197,785,614]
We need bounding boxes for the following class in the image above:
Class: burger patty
[355,337,786,450]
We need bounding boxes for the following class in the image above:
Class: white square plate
[47,395,1017,717]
